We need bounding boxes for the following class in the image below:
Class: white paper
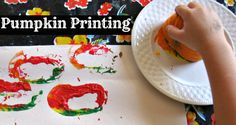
[0,45,186,125]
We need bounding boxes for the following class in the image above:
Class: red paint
[65,0,91,10]
[47,84,108,111]
[97,2,113,16]
[4,0,28,4]
[0,103,24,109]
[0,79,31,93]
[9,51,62,81]
[70,43,111,69]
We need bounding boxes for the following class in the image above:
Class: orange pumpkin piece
[156,13,202,62]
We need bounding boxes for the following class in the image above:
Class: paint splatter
[1,92,23,102]
[64,0,92,10]
[47,83,108,116]
[77,77,80,82]
[69,43,116,74]
[97,2,113,16]
[119,52,123,58]
[4,0,28,5]
[0,90,43,112]
[8,51,64,84]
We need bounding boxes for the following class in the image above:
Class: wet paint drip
[0,90,43,112]
[8,51,64,84]
[97,2,113,16]
[64,0,92,10]
[4,0,28,4]
[47,84,108,116]
[69,43,116,74]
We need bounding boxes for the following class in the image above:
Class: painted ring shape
[8,51,64,84]
[47,83,108,116]
[0,79,43,111]
[69,43,116,74]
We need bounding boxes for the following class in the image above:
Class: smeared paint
[64,0,92,10]
[69,43,116,74]
[97,2,113,16]
[0,79,31,93]
[47,84,108,116]
[8,51,64,84]
[0,90,43,112]
[0,78,33,109]
[86,66,116,74]
[4,0,28,5]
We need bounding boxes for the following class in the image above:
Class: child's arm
[166,2,236,125]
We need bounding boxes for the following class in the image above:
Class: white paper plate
[131,0,236,105]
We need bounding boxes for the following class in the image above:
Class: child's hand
[166,2,229,55]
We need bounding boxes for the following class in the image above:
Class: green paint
[0,93,6,96]
[86,66,116,74]
[26,66,64,84]
[164,38,192,62]
[0,90,43,112]
[58,107,103,116]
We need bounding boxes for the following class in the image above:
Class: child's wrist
[200,38,233,59]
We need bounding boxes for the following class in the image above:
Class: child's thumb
[166,25,184,42]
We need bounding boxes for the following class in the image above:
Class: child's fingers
[175,5,191,20]
[166,25,185,43]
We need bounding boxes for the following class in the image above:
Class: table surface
[0,0,235,125]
